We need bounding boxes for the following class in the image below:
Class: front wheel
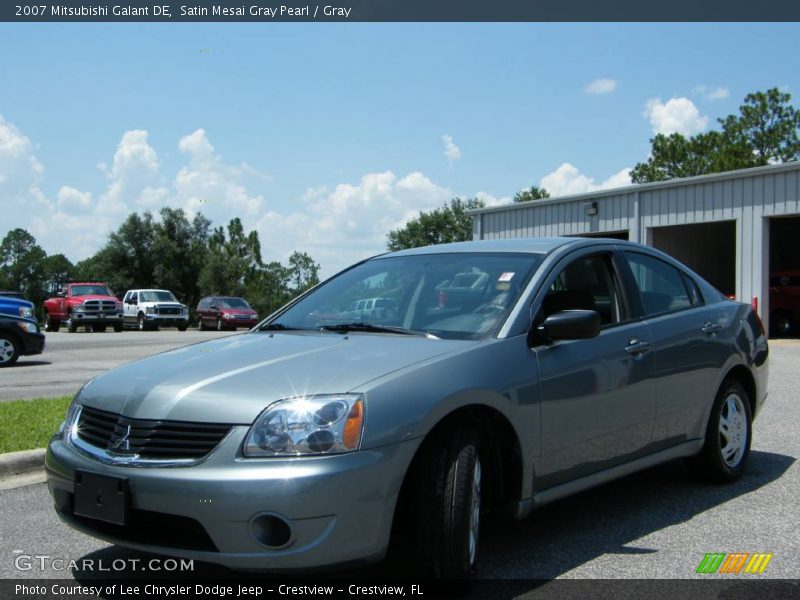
[0,335,20,367]
[137,315,146,332]
[178,325,188,332]
[410,423,482,578]
[690,379,752,483]
[216,318,224,332]
[67,315,78,333]
[770,312,793,337]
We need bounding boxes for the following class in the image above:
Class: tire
[178,325,188,332]
[67,314,78,333]
[113,323,123,332]
[137,314,146,332]
[690,379,752,483]
[216,318,224,332]
[197,317,205,331]
[44,312,60,332]
[409,423,483,578]
[0,334,20,367]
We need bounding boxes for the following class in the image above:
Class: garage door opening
[650,221,736,297]
[768,215,800,338]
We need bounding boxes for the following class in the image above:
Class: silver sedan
[46,237,768,578]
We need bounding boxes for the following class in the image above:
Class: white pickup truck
[121,289,189,331]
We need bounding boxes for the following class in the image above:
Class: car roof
[381,237,639,258]
[131,289,172,293]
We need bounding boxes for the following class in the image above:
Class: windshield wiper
[319,322,435,337]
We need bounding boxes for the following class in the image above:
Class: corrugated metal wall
[473,162,800,328]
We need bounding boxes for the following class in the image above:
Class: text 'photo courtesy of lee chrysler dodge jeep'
[122,289,190,331]
[43,283,124,333]
[47,238,768,578]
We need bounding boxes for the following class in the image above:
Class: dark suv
[0,291,36,321]
[770,270,800,337]
[196,296,259,331]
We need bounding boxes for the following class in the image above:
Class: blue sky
[0,23,798,276]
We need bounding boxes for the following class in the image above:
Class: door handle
[625,339,651,355]
[701,321,723,335]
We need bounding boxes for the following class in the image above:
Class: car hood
[73,295,119,302]
[79,332,469,424]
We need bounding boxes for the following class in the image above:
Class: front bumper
[71,312,123,324]
[222,317,259,328]
[143,314,189,326]
[46,427,416,571]
[22,331,45,356]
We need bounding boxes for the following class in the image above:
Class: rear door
[620,251,728,445]
[123,291,138,325]
[534,248,656,489]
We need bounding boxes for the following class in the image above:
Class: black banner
[2,0,800,22]
[2,579,800,600]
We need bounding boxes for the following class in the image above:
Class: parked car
[196,296,259,331]
[769,269,800,337]
[47,238,768,578]
[122,289,189,331]
[43,283,124,333]
[0,314,45,367]
[0,290,35,320]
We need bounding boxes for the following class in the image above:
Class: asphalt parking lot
[0,339,797,584]
[0,329,237,401]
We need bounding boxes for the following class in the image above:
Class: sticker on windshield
[498,272,515,282]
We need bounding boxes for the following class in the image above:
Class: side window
[131,292,138,304]
[625,252,692,315]
[543,254,621,326]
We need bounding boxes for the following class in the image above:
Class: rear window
[625,252,693,316]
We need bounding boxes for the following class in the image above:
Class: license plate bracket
[74,471,128,526]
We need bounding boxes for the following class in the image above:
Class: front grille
[234,314,254,320]
[157,306,181,315]
[77,405,231,460]
[83,300,117,312]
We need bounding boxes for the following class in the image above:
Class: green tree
[199,217,263,298]
[0,229,47,303]
[513,185,550,202]
[386,197,486,251]
[632,87,800,183]
[41,254,75,296]
[287,251,320,295]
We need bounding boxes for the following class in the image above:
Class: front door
[534,250,657,489]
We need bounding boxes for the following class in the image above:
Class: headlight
[19,306,34,319]
[17,320,38,333]
[115,302,123,311]
[73,305,85,312]
[146,306,155,314]
[223,312,234,319]
[61,381,92,437]
[243,394,364,457]
[181,306,188,315]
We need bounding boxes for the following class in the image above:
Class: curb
[0,448,46,478]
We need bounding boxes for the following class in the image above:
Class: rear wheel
[408,423,483,578]
[0,334,20,366]
[770,311,793,337]
[690,379,752,483]
[178,324,188,332]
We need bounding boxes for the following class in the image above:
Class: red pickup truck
[43,283,124,333]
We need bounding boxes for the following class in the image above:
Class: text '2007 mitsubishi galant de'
[47,238,768,578]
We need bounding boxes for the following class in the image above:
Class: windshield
[71,285,113,297]
[264,252,542,340]
[140,291,178,302]
[220,297,251,309]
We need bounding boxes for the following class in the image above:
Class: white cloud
[442,134,461,162]
[643,97,708,136]
[475,191,510,207]
[585,78,618,95]
[0,114,44,199]
[694,85,730,101]
[540,163,631,197]
[256,171,452,277]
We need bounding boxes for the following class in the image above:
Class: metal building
[471,161,800,335]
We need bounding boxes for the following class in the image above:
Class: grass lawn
[0,395,72,454]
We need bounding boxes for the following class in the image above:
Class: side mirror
[57,291,66,298]
[537,310,601,343]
